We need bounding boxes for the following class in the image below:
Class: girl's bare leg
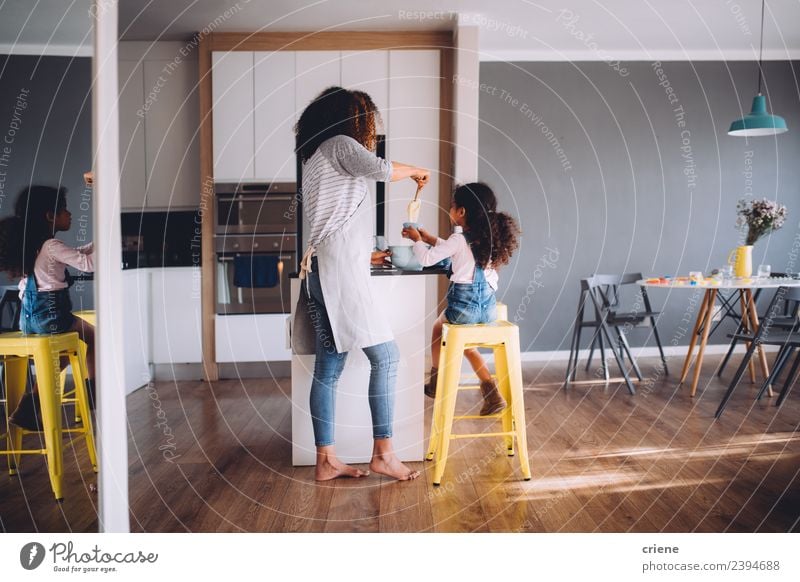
[464,348,492,382]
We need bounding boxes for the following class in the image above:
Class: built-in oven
[214,181,298,315]
[214,234,296,314]
[215,182,298,235]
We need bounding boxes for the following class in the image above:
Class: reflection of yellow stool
[0,331,97,501]
[426,310,531,486]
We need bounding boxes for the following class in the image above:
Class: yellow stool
[426,314,531,485]
[0,331,97,501]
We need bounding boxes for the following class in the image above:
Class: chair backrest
[587,273,645,310]
[757,285,800,337]
[769,276,800,317]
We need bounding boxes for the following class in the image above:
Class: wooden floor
[2,355,799,532]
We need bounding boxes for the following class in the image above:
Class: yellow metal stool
[426,312,531,486]
[0,331,97,501]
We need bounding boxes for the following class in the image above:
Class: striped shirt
[302,135,392,248]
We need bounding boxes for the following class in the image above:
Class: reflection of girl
[403,183,520,415]
[0,185,95,431]
[296,87,429,481]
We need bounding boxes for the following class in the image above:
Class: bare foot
[369,453,420,481]
[315,454,369,481]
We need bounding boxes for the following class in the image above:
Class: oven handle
[217,255,294,261]
[217,194,295,202]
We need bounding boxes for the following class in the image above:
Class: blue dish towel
[233,254,279,288]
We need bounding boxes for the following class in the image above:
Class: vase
[728,245,753,278]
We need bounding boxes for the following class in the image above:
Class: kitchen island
[289,268,446,466]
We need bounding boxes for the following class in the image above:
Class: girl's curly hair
[453,182,520,270]
[295,86,380,163]
[0,185,67,278]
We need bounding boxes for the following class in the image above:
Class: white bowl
[389,245,422,271]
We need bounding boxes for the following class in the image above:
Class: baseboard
[151,361,290,381]
[517,343,777,362]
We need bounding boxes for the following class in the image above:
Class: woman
[296,87,429,481]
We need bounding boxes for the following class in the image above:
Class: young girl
[403,182,520,416]
[0,184,95,431]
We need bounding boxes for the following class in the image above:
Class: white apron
[299,190,393,353]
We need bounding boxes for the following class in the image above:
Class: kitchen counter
[290,272,441,465]
[289,266,448,278]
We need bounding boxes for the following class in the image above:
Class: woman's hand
[411,170,430,186]
[391,162,431,184]
[371,250,392,265]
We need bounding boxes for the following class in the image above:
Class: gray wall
[0,55,93,309]
[479,60,800,352]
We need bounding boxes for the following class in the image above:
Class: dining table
[638,276,800,397]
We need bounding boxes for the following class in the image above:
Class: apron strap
[299,246,316,297]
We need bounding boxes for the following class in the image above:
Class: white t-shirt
[18,239,94,297]
[412,226,498,290]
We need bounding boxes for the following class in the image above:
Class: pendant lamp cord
[757,0,766,94]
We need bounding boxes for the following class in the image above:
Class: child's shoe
[424,367,438,398]
[8,392,43,431]
[479,379,507,416]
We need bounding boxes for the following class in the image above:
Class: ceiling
[1,0,799,60]
[118,0,800,60]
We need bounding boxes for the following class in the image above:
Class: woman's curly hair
[295,86,380,163]
[453,182,520,270]
[0,185,66,278]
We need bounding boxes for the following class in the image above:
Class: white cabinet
[122,269,151,393]
[143,60,200,209]
[386,50,440,234]
[212,51,255,181]
[119,43,200,210]
[118,60,147,210]
[294,51,341,116]
[340,50,390,132]
[386,50,441,334]
[254,52,296,181]
[215,314,291,362]
[150,268,202,364]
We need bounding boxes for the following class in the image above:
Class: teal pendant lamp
[728,0,788,136]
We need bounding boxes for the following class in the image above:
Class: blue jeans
[306,258,399,447]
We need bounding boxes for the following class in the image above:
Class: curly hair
[453,182,520,270]
[0,185,67,278]
[294,86,380,163]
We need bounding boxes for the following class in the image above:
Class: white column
[453,25,480,183]
[92,0,129,532]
